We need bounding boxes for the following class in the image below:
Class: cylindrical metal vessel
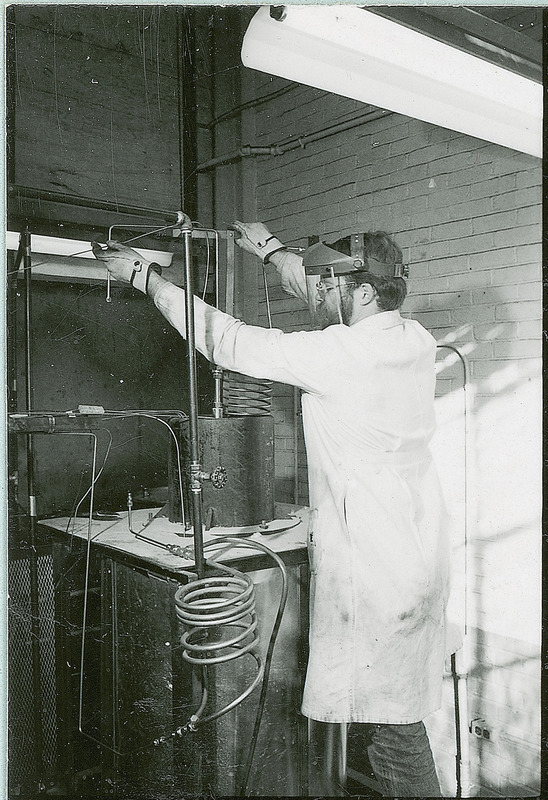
[168,415,275,528]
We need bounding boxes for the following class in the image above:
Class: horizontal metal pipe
[280,109,390,151]
[9,185,181,222]
[196,145,283,172]
[196,109,391,172]
[9,413,104,434]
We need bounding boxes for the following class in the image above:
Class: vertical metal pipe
[7,250,22,516]
[214,230,220,310]
[293,387,300,505]
[212,367,223,419]
[225,230,235,316]
[22,225,44,786]
[182,230,205,577]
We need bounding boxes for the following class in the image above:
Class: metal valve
[210,466,227,489]
[193,465,228,489]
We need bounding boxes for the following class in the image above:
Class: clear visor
[303,242,361,324]
[306,266,348,325]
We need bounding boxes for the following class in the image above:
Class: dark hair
[330,231,407,310]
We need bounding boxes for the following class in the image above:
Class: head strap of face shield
[302,240,408,280]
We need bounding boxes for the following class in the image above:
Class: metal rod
[22,224,44,786]
[9,184,181,222]
[182,230,205,577]
[225,230,235,316]
[7,246,23,511]
[212,367,224,419]
[214,230,220,310]
[262,266,273,328]
[294,387,300,505]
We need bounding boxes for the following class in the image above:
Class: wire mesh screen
[8,552,58,794]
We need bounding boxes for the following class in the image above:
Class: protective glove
[91,240,159,294]
[232,220,286,264]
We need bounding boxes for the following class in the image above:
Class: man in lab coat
[93,222,449,797]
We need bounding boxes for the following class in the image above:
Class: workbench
[40,504,311,798]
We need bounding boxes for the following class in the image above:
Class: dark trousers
[309,719,442,797]
[367,721,441,797]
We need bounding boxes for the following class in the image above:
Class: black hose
[234,546,289,796]
[451,653,463,799]
[205,538,289,797]
[172,537,289,796]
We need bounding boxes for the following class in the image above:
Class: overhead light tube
[5,231,173,282]
[241,5,541,157]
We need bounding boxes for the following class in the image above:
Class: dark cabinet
[51,531,309,797]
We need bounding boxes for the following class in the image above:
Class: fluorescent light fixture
[6,231,173,281]
[241,6,542,158]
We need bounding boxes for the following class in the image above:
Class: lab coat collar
[350,309,403,332]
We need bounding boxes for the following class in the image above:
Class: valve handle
[210,466,228,489]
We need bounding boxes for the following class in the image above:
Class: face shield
[303,242,362,324]
[302,237,408,326]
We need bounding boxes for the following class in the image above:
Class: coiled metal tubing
[175,570,263,672]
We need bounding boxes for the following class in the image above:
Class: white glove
[92,240,160,294]
[232,220,286,264]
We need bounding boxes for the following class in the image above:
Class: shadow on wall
[431,281,541,796]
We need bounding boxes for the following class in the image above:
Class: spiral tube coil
[222,371,272,416]
[174,570,263,668]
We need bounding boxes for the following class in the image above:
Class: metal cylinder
[168,416,275,529]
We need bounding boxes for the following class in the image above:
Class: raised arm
[92,240,330,394]
[232,220,308,305]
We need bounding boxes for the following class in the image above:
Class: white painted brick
[425,197,490,224]
[371,120,411,145]
[490,152,540,177]
[490,262,541,286]
[472,210,519,235]
[495,224,540,248]
[422,254,470,275]
[516,243,542,264]
[408,275,450,294]
[469,248,517,270]
[518,282,541,301]
[450,305,496,324]
[472,285,518,303]
[517,320,542,338]
[437,269,490,290]
[407,142,452,167]
[434,149,491,175]
[515,169,542,189]
[390,163,430,187]
[390,132,430,157]
[493,339,541,359]
[412,309,453,327]
[517,205,542,226]
[470,174,517,199]
[432,218,474,241]
[355,174,391,196]
[474,321,518,340]
[444,164,493,189]
[369,151,406,177]
[493,186,541,212]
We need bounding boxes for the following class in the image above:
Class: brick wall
[236,71,541,796]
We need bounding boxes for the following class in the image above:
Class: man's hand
[92,240,152,293]
[232,221,286,263]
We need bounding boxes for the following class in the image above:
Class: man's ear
[359,283,377,305]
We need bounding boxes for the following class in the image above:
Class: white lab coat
[153,258,450,724]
